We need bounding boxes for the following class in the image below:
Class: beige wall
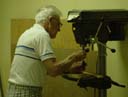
[0,0,128,97]
[42,0,128,18]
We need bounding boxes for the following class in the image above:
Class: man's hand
[67,50,86,63]
[66,61,87,74]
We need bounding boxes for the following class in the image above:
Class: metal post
[97,43,107,97]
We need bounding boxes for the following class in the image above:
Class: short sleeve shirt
[9,24,56,87]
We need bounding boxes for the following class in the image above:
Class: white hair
[35,5,62,24]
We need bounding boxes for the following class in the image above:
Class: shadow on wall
[119,24,128,68]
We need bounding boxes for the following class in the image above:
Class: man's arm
[42,50,86,77]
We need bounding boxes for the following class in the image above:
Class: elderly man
[6,5,86,97]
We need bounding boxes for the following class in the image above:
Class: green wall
[0,0,128,97]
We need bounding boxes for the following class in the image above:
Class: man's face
[48,16,62,39]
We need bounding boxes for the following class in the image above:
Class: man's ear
[48,16,54,22]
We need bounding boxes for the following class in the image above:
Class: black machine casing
[67,10,128,45]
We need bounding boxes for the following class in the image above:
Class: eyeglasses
[59,22,63,27]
